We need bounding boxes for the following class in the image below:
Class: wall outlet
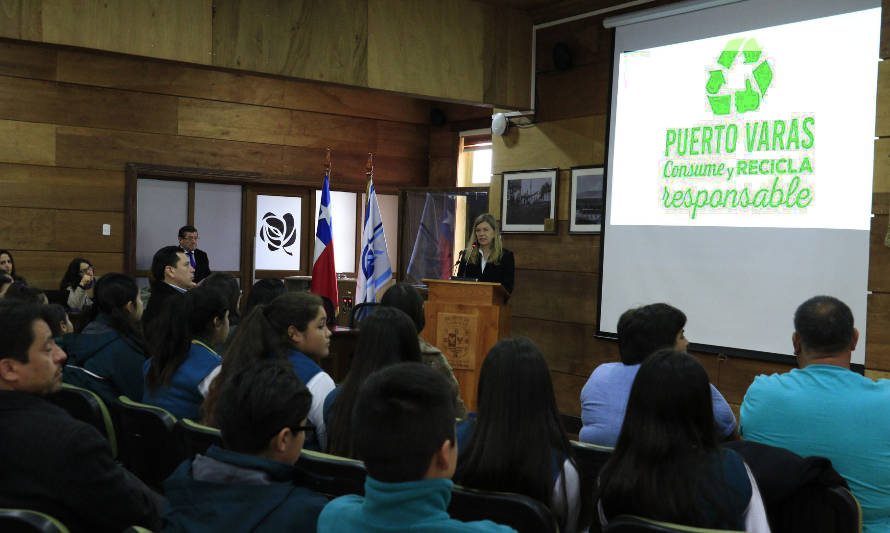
[102,224,111,236]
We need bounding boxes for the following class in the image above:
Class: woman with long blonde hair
[456,213,514,293]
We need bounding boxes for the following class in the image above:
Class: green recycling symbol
[706,38,773,115]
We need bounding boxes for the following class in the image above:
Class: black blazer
[181,248,210,284]
[141,281,184,329]
[456,249,514,293]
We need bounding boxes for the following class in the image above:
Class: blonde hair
[466,213,504,265]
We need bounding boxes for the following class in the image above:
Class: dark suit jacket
[456,248,514,293]
[142,281,185,330]
[0,390,161,533]
[181,247,210,284]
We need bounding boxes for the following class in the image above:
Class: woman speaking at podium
[457,213,514,294]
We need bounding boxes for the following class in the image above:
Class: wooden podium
[421,279,511,412]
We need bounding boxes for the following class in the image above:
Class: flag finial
[365,153,375,180]
[324,147,332,177]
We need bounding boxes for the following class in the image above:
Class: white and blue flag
[356,177,392,304]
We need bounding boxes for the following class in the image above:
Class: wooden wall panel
[41,0,212,64]
[511,269,598,324]
[0,0,42,41]
[552,369,587,416]
[513,317,617,375]
[877,61,890,137]
[177,97,292,146]
[11,250,123,289]
[536,66,610,123]
[368,0,484,103]
[882,0,890,59]
[869,215,890,291]
[0,207,122,252]
[0,76,178,134]
[212,0,368,87]
[504,221,598,273]
[492,114,606,173]
[0,164,123,211]
[0,119,54,165]
[866,369,890,380]
[715,356,794,405]
[535,16,609,74]
[481,3,532,108]
[865,292,890,371]
[428,128,458,187]
[0,39,55,79]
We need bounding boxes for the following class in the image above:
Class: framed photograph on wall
[569,166,604,233]
[501,168,558,233]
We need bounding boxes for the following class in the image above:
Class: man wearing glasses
[162,359,327,532]
[178,225,211,284]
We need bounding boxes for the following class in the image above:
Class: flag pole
[324,147,332,181]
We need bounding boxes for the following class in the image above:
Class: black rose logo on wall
[259,212,298,256]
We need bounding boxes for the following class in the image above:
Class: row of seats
[42,384,860,533]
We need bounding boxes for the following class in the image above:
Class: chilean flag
[311,171,338,313]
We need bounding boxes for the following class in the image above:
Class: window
[458,129,493,186]
[314,189,357,274]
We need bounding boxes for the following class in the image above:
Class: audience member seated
[162,359,328,532]
[740,295,890,533]
[202,292,334,451]
[580,303,736,447]
[63,273,148,405]
[0,273,14,298]
[199,272,241,345]
[454,337,582,533]
[44,303,75,339]
[0,300,162,533]
[380,282,467,418]
[142,245,196,330]
[317,362,516,533]
[59,257,95,311]
[595,349,769,532]
[5,282,49,304]
[324,306,422,457]
[143,285,229,420]
[244,278,286,316]
[0,249,25,282]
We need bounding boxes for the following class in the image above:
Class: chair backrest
[175,418,223,459]
[120,527,154,533]
[0,508,71,533]
[449,485,558,533]
[826,486,862,533]
[571,440,613,485]
[349,302,379,328]
[113,396,182,491]
[774,483,862,533]
[47,383,118,458]
[605,515,745,533]
[561,413,582,439]
[296,449,367,497]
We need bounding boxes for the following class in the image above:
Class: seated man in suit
[741,295,890,533]
[142,245,195,329]
[178,225,210,284]
[318,362,516,533]
[0,300,162,533]
[162,359,327,532]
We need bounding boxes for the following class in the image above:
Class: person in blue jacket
[317,362,516,533]
[162,359,327,533]
[63,273,148,405]
[142,285,229,420]
[202,291,333,451]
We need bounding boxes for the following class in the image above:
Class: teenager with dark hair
[244,278,286,315]
[142,245,195,328]
[596,349,769,531]
[742,295,890,532]
[43,304,74,338]
[142,285,229,419]
[59,257,95,310]
[163,359,327,532]
[202,292,333,450]
[455,337,581,533]
[318,362,515,533]
[0,300,162,532]
[324,306,422,457]
[199,272,241,347]
[0,249,23,282]
[380,282,466,418]
[579,303,735,446]
[63,273,148,405]
[5,282,48,304]
[0,272,13,298]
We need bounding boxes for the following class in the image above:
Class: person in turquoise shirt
[317,362,516,533]
[142,285,229,420]
[741,295,890,533]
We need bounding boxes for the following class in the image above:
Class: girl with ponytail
[63,273,148,405]
[202,291,333,450]
[143,285,229,420]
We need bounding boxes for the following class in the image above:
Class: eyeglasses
[79,266,94,274]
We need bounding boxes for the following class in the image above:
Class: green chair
[296,449,367,497]
[120,527,154,533]
[113,396,182,491]
[47,383,118,458]
[448,485,558,533]
[0,508,70,533]
[175,418,222,459]
[828,486,862,533]
[605,515,745,532]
